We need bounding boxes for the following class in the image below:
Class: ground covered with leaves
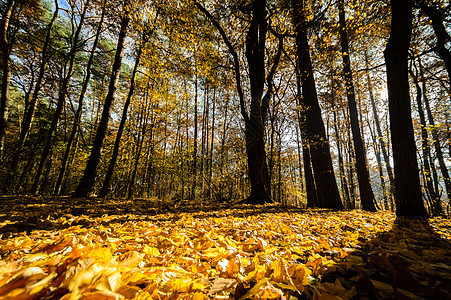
[0,196,450,299]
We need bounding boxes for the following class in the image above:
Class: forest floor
[0,196,450,299]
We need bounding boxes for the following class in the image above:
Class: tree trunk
[98,37,144,198]
[332,103,351,209]
[364,51,395,209]
[294,124,304,193]
[367,117,389,210]
[74,12,130,197]
[409,63,441,214]
[338,0,375,211]
[292,0,343,209]
[207,86,216,199]
[126,108,148,199]
[0,0,17,159]
[384,0,428,217]
[54,0,104,195]
[6,0,59,192]
[419,59,451,212]
[31,0,86,194]
[419,2,451,88]
[242,0,271,204]
[191,75,198,200]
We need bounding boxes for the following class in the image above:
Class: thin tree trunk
[419,59,451,212]
[191,74,198,200]
[5,1,60,191]
[419,2,451,88]
[294,124,304,193]
[364,51,395,209]
[409,63,441,214]
[367,116,389,210]
[74,11,130,197]
[31,0,87,194]
[292,0,343,209]
[208,86,216,199]
[338,0,375,211]
[98,38,143,198]
[345,111,356,208]
[384,0,428,217]
[333,104,351,209]
[126,108,148,199]
[0,0,16,159]
[200,83,208,198]
[54,0,103,195]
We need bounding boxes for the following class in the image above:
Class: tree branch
[194,1,249,122]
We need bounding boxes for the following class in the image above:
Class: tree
[384,0,428,217]
[337,0,376,211]
[98,17,155,198]
[74,2,130,197]
[417,1,451,87]
[31,0,89,194]
[195,0,283,204]
[3,0,58,193]
[292,0,343,209]
[53,0,107,195]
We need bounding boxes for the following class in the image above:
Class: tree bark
[74,11,130,197]
[384,0,428,217]
[292,0,343,209]
[338,0,376,211]
[244,0,271,204]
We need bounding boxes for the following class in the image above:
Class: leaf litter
[0,197,450,299]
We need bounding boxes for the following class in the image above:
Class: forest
[0,0,450,299]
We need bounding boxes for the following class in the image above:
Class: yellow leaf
[142,245,161,256]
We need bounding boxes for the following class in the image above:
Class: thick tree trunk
[244,0,271,205]
[338,0,375,211]
[54,0,104,195]
[74,13,130,197]
[292,0,343,209]
[384,0,428,217]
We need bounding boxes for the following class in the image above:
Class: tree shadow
[317,217,451,299]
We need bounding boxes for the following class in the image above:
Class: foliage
[0,197,450,299]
